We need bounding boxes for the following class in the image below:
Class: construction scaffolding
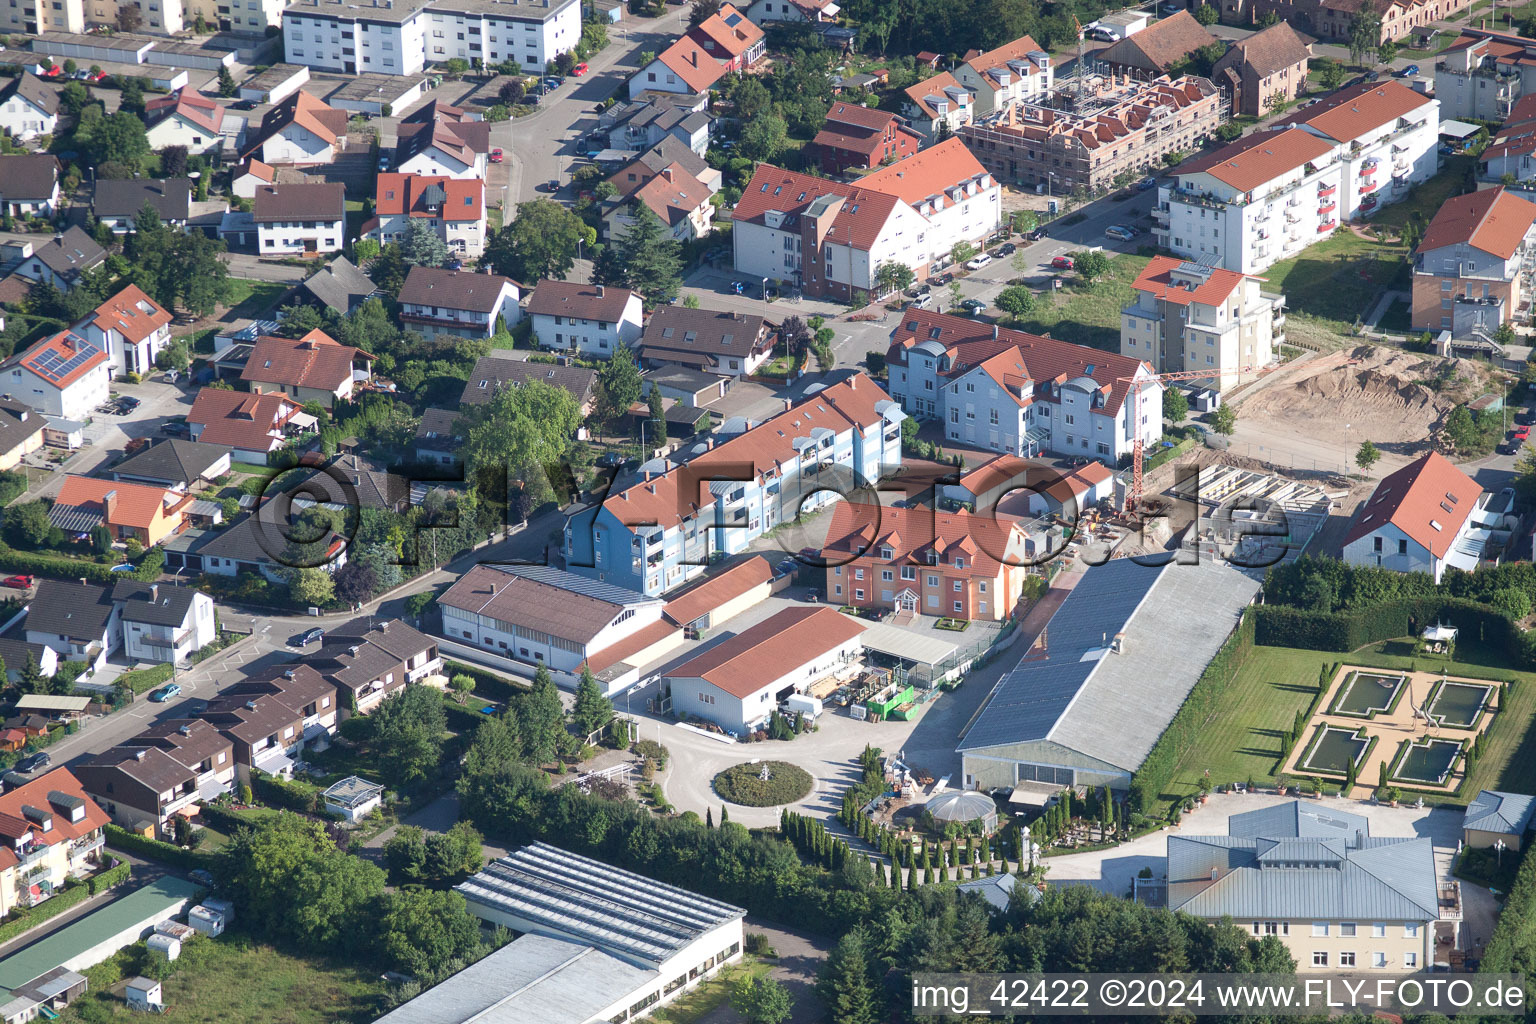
[1170,464,1338,565]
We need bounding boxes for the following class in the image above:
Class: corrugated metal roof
[1464,790,1536,836]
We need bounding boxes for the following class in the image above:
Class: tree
[950,241,977,266]
[732,976,794,1024]
[1163,387,1189,423]
[217,66,237,97]
[371,684,448,788]
[1212,403,1237,436]
[483,199,593,282]
[74,110,150,170]
[728,76,772,121]
[1072,250,1110,282]
[116,4,142,30]
[4,501,53,548]
[594,344,643,426]
[994,285,1036,320]
[646,383,666,442]
[17,653,44,696]
[58,82,90,117]
[520,664,566,765]
[817,930,880,1024]
[287,567,335,607]
[499,78,526,105]
[1194,3,1218,23]
[461,379,581,506]
[1318,58,1348,90]
[400,219,452,268]
[383,825,429,881]
[874,261,914,297]
[159,145,188,179]
[738,113,789,163]
[1349,10,1381,64]
[1355,440,1381,471]
[595,204,682,303]
[376,889,484,980]
[333,561,379,606]
[1377,39,1399,64]
[173,230,234,316]
[573,667,614,737]
[689,0,722,26]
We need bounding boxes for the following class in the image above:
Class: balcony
[1317,183,1337,198]
[1318,220,1336,233]
[1318,200,1336,215]
[1151,207,1169,223]
[1272,312,1285,329]
[1362,157,1379,171]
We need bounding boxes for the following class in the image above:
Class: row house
[397,266,523,342]
[1158,80,1439,274]
[953,34,1053,115]
[959,74,1222,195]
[1438,30,1535,123]
[810,103,922,175]
[564,374,904,596]
[821,502,1035,621]
[1224,0,1472,47]
[251,182,347,257]
[241,329,375,410]
[525,280,643,356]
[630,4,764,99]
[198,666,338,778]
[281,0,581,77]
[78,720,234,836]
[310,616,442,716]
[0,770,108,916]
[1121,255,1282,391]
[887,308,1162,462]
[364,173,487,257]
[72,284,173,378]
[1411,186,1536,333]
[732,139,1001,301]
[239,90,347,166]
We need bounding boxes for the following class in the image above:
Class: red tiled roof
[580,618,680,675]
[1172,127,1333,192]
[12,330,107,391]
[662,555,773,626]
[1344,451,1483,559]
[242,89,346,158]
[238,158,276,183]
[1416,186,1536,261]
[1101,11,1218,72]
[665,606,865,699]
[962,33,1050,79]
[374,173,483,223]
[89,285,171,345]
[1213,21,1311,78]
[187,387,295,452]
[653,39,729,93]
[904,71,971,119]
[688,3,763,60]
[733,164,901,251]
[0,768,109,872]
[628,163,712,227]
[241,328,370,391]
[55,475,188,531]
[1133,255,1250,307]
[822,501,1028,579]
[859,137,990,209]
[145,90,225,136]
[1270,79,1432,143]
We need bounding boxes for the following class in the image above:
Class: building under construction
[958,72,1223,194]
[1171,463,1336,566]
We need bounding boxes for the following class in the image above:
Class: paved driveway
[698,919,830,1024]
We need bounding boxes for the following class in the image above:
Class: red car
[1050,255,1075,270]
[41,65,61,79]
[489,148,504,163]
[1516,426,1531,441]
[87,70,107,82]
[1,575,34,590]
[572,62,589,76]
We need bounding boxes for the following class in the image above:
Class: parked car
[231,98,256,110]
[936,271,955,285]
[961,298,988,314]
[1105,225,1136,241]
[190,869,216,887]
[996,242,1017,256]
[14,752,49,774]
[543,77,563,89]
[1499,441,1519,456]
[161,418,191,437]
[149,683,183,703]
[572,61,589,76]
[291,627,325,647]
[490,147,504,163]
[1051,255,1075,269]
[1396,64,1420,78]
[966,253,993,270]
[1,575,32,590]
[911,293,934,309]
[908,282,931,297]
[1026,227,1047,241]
[1515,425,1531,441]
[541,179,559,192]
[1137,176,1158,191]
[119,395,141,413]
[41,65,60,79]
[87,70,107,83]
[377,156,390,172]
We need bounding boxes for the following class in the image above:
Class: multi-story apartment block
[0,0,84,35]
[0,770,108,915]
[821,502,1035,620]
[1436,30,1536,122]
[1121,255,1282,391]
[1480,94,1536,184]
[1210,21,1312,116]
[1411,185,1536,333]
[282,0,582,77]
[887,308,1162,462]
[1222,0,1470,46]
[902,71,973,142]
[397,267,522,341]
[365,173,487,256]
[564,374,904,596]
[1157,81,1439,273]
[952,34,1053,115]
[732,139,1000,301]
[959,75,1222,194]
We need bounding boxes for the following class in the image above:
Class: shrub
[632,738,669,769]
[712,761,812,807]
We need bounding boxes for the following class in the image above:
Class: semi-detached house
[397,267,522,341]
[903,72,973,142]
[113,581,216,667]
[564,373,903,596]
[1341,451,1494,583]
[887,308,1162,462]
[144,91,227,153]
[525,280,643,356]
[186,387,303,463]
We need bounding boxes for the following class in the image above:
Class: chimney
[150,584,159,603]
[1209,867,1219,881]
[102,489,118,523]
[992,325,999,340]
[659,167,673,183]
[595,284,605,297]
[848,376,856,389]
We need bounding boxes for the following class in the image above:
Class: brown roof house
[811,102,922,174]
[310,617,443,716]
[196,666,339,778]
[459,352,599,416]
[525,280,644,357]
[241,328,375,409]
[1100,12,1221,79]
[638,305,774,377]
[1210,21,1311,116]
[247,183,346,257]
[77,719,235,835]
[240,90,348,166]
[397,267,523,342]
[602,163,716,242]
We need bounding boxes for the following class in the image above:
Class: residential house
[1121,255,1282,390]
[394,103,491,181]
[196,666,338,777]
[460,352,599,416]
[241,329,374,409]
[319,453,412,513]
[638,306,773,377]
[12,227,106,291]
[112,581,216,666]
[821,502,1034,620]
[0,330,110,421]
[1463,790,1536,850]
[282,256,379,317]
[0,155,59,217]
[397,267,522,342]
[810,103,921,175]
[525,280,643,356]
[1480,94,1536,186]
[143,91,227,153]
[564,374,903,596]
[1164,802,1446,972]
[887,308,1163,461]
[364,173,486,257]
[437,564,682,694]
[251,183,346,257]
[78,723,234,836]
[1099,12,1219,80]
[603,99,712,157]
[71,285,173,377]
[630,136,722,192]
[603,163,715,242]
[0,769,108,916]
[0,637,56,686]
[231,159,277,199]
[1411,186,1536,334]
[0,74,57,141]
[239,90,347,166]
[1438,30,1536,123]
[130,718,237,803]
[859,138,1003,269]
[952,35,1053,115]
[665,606,865,734]
[960,75,1221,194]
[0,397,44,472]
[24,579,120,665]
[311,616,442,716]
[166,504,349,583]
[48,475,196,547]
[629,4,765,99]
[902,72,974,142]
[185,387,302,463]
[1210,21,1312,117]
[743,0,839,23]
[1157,81,1440,273]
[1229,0,1469,48]
[415,407,464,467]
[1342,451,1496,582]
[111,440,232,493]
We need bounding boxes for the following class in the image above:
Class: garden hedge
[1480,837,1536,1003]
[443,660,526,703]
[1254,597,1532,664]
[105,824,216,870]
[88,857,131,895]
[0,880,94,944]
[250,770,320,813]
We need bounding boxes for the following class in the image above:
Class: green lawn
[651,958,772,1024]
[1160,639,1536,810]
[223,278,291,320]
[1013,253,1149,352]
[65,932,387,1024]
[1261,227,1406,331]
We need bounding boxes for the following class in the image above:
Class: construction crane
[1117,365,1273,510]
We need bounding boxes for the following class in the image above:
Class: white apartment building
[1157,80,1439,274]
[952,35,1053,115]
[1435,30,1536,123]
[0,0,84,34]
[1121,255,1281,391]
[281,0,581,77]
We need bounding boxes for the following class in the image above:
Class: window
[855,589,864,600]
[1339,952,1356,967]
[1404,952,1418,968]
[1371,924,1386,938]
[1339,923,1356,937]
[1372,952,1388,968]
[1404,924,1420,939]
[698,692,714,704]
[854,569,864,580]
[1311,923,1329,937]
[1312,952,1328,967]
[881,570,893,581]
[953,580,962,592]
[833,584,842,596]
[927,575,938,587]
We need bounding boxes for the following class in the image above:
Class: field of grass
[1013,253,1149,351]
[65,932,387,1024]
[1159,638,1536,810]
[651,958,772,1024]
[223,278,291,320]
[1261,228,1406,331]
